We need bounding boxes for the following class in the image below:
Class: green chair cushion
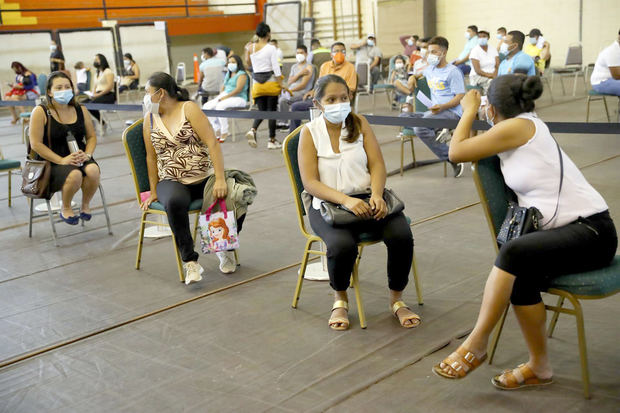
[588,89,614,97]
[20,112,31,118]
[150,199,203,212]
[547,256,620,297]
[0,159,21,170]
[466,85,483,91]
[373,84,395,90]
[401,127,415,136]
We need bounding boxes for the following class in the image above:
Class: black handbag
[21,104,52,199]
[319,188,404,227]
[496,137,564,246]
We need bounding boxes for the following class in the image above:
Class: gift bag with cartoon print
[198,199,239,254]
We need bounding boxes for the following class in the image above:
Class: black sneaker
[452,162,464,178]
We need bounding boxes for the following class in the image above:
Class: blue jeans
[400,110,461,161]
[592,78,620,96]
[456,63,471,76]
[289,99,314,133]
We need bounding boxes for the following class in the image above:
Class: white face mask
[322,102,351,124]
[499,42,510,56]
[367,39,375,47]
[50,45,57,51]
[420,48,428,57]
[407,39,414,46]
[394,62,404,70]
[124,59,131,66]
[295,53,306,63]
[485,105,496,126]
[201,55,207,62]
[427,53,441,67]
[496,33,503,40]
[464,31,471,39]
[143,89,161,114]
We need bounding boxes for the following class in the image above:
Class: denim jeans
[399,110,461,161]
[592,78,620,96]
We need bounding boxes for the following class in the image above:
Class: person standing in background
[50,40,65,73]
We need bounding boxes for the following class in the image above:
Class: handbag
[319,188,405,227]
[496,136,564,246]
[21,104,52,199]
[198,199,240,254]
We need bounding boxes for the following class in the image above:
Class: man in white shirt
[591,29,620,96]
[469,29,499,93]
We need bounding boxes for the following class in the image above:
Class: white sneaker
[246,130,257,148]
[267,139,282,150]
[183,261,204,285]
[216,250,237,274]
[435,128,452,144]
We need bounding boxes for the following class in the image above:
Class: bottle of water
[66,131,83,167]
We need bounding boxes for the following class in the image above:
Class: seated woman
[203,54,249,143]
[119,53,140,93]
[5,61,38,124]
[84,54,115,129]
[29,71,100,225]
[140,72,245,284]
[433,75,617,389]
[390,55,413,106]
[298,74,419,331]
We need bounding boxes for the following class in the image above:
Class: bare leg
[62,170,83,218]
[389,289,417,326]
[331,290,349,329]
[513,303,553,379]
[8,95,20,123]
[80,164,100,213]
[394,80,412,95]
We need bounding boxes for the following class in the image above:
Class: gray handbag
[319,188,404,227]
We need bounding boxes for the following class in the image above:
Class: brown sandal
[432,347,487,379]
[391,301,421,328]
[491,363,553,390]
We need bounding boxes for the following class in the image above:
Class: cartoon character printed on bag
[208,217,232,251]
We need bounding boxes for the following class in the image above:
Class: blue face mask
[53,89,73,105]
[427,54,441,67]
[529,37,537,44]
[479,38,488,46]
[322,102,351,124]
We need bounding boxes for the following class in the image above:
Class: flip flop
[328,300,349,331]
[491,363,553,390]
[391,300,421,328]
[432,347,487,379]
[59,212,79,225]
[80,211,92,221]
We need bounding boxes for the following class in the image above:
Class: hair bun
[520,76,543,102]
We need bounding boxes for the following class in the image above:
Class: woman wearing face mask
[390,55,413,105]
[5,61,38,124]
[203,55,250,143]
[433,75,617,390]
[49,41,65,73]
[244,21,284,150]
[468,29,499,93]
[298,74,418,331]
[141,72,246,283]
[83,54,116,129]
[119,53,140,94]
[29,71,99,225]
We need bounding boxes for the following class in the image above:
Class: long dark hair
[147,72,190,101]
[313,74,361,143]
[10,61,29,75]
[488,74,543,118]
[94,53,110,74]
[226,54,245,77]
[46,71,79,114]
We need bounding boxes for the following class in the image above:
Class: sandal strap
[391,300,409,315]
[498,364,533,386]
[332,300,349,311]
[442,347,484,378]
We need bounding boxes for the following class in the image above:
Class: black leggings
[308,206,414,291]
[156,179,246,263]
[252,95,278,139]
[85,92,116,122]
[495,210,617,305]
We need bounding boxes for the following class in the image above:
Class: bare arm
[471,59,494,78]
[140,114,160,209]
[370,56,380,70]
[540,42,551,60]
[454,52,471,66]
[399,35,410,48]
[29,106,80,165]
[609,66,620,80]
[289,67,312,92]
[129,63,140,81]
[94,71,114,97]
[449,90,535,163]
[220,74,248,100]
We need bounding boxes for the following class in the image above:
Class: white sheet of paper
[154,21,166,31]
[416,91,433,108]
[84,91,93,97]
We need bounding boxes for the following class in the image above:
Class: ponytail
[488,74,543,118]
[147,71,190,102]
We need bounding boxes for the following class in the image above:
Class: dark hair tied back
[147,72,190,102]
[488,74,542,118]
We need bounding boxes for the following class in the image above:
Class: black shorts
[49,159,99,194]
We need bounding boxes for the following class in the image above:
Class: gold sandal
[328,300,349,331]
[491,363,553,390]
[391,301,421,328]
[432,346,487,379]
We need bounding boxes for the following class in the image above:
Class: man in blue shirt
[453,25,479,75]
[498,31,536,76]
[401,36,466,177]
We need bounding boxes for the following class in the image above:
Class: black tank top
[41,104,87,159]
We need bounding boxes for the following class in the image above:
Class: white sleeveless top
[498,112,608,229]
[306,115,371,210]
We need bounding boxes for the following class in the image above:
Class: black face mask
[93,61,101,69]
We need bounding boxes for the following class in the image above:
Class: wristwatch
[85,153,92,160]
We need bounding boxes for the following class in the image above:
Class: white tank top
[498,112,608,229]
[305,115,371,210]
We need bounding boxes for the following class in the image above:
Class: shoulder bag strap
[542,135,564,226]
